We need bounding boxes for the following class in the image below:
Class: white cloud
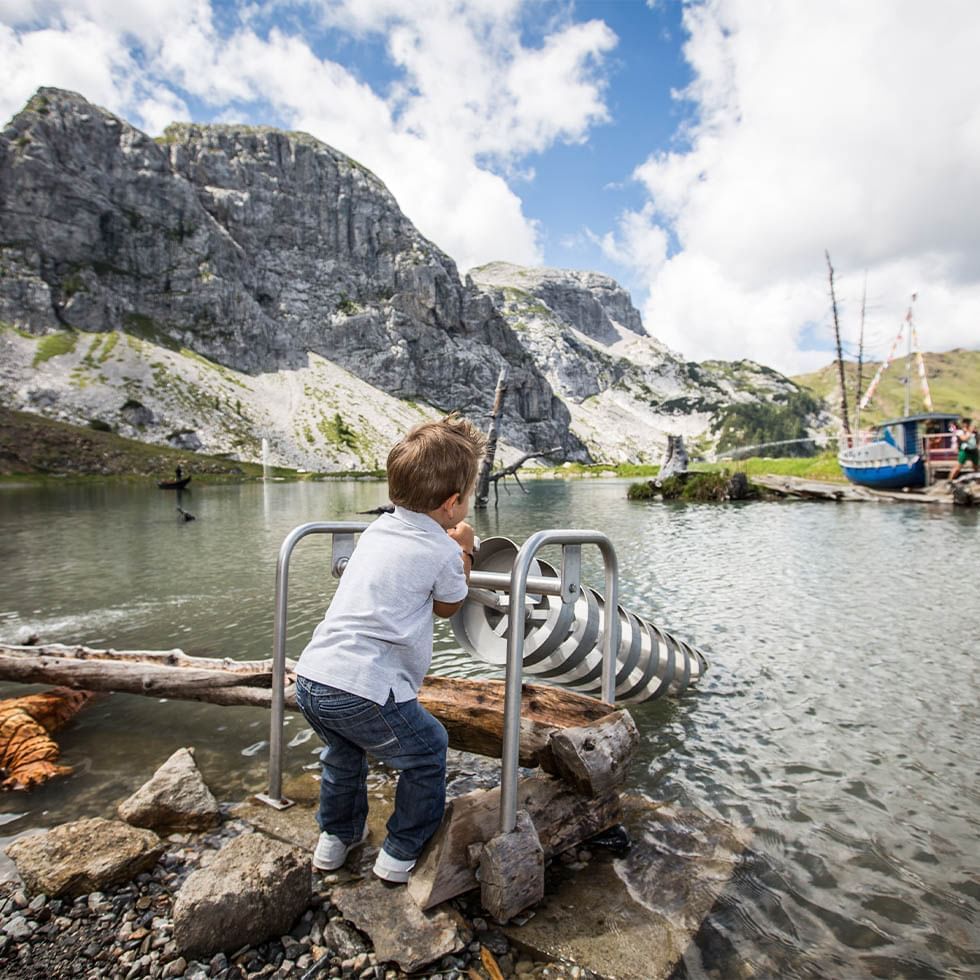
[604,0,980,374]
[0,1,616,274]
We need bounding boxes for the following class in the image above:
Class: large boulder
[172,832,309,958]
[117,746,220,832]
[4,817,163,897]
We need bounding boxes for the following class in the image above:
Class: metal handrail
[498,530,619,833]
[256,521,368,809]
[258,522,619,830]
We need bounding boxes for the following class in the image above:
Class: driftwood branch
[489,447,561,505]
[488,448,560,484]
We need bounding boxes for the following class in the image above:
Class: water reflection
[0,478,978,976]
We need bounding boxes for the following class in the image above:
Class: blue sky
[2,0,979,374]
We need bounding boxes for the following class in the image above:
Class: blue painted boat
[838,413,959,489]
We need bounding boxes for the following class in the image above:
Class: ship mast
[903,294,917,417]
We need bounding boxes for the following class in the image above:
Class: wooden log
[418,675,613,769]
[479,810,544,922]
[0,645,620,767]
[407,771,622,910]
[548,710,640,796]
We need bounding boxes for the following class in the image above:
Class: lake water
[0,477,978,978]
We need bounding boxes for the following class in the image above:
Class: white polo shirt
[295,506,468,704]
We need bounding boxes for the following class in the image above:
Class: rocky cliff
[0,88,579,468]
[0,88,824,469]
[469,262,823,461]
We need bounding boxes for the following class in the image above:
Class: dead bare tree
[474,368,508,510]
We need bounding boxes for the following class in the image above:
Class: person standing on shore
[949,418,979,481]
[293,414,486,883]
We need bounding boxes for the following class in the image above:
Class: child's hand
[448,521,475,553]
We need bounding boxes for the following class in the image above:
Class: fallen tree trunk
[0,644,616,768]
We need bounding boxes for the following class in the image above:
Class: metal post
[256,521,368,809]
[498,530,619,833]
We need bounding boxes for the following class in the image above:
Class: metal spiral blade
[451,537,708,704]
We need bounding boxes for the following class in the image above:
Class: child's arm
[433,523,475,618]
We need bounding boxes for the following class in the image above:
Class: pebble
[162,956,187,978]
[3,916,34,940]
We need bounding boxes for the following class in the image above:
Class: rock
[469,263,828,465]
[3,915,34,940]
[332,878,469,973]
[118,747,221,832]
[321,919,368,959]
[172,832,309,959]
[4,818,164,898]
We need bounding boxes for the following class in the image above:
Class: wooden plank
[479,810,544,922]
[419,675,612,770]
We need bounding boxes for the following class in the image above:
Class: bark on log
[0,645,621,768]
[407,771,622,910]
[419,675,612,769]
[549,710,640,796]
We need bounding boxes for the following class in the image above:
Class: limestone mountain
[0,88,577,469]
[0,88,824,469]
[470,262,828,461]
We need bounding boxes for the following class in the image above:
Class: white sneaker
[313,825,369,871]
[372,847,416,883]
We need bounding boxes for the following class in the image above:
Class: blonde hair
[387,414,487,512]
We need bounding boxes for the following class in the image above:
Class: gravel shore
[0,810,599,980]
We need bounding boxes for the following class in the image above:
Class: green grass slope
[793,348,980,424]
[0,406,269,479]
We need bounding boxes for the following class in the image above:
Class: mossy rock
[628,470,759,503]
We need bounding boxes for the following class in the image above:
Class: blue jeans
[294,677,448,861]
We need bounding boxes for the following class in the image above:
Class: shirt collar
[392,505,444,535]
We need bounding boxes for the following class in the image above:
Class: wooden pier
[753,473,980,506]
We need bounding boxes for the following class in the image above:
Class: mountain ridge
[1,87,827,468]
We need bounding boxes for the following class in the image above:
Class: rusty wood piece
[407,772,622,910]
[548,710,640,796]
[480,947,506,980]
[479,810,544,922]
[0,688,96,790]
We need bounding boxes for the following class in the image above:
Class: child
[294,414,486,882]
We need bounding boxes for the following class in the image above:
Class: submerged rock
[118,746,220,832]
